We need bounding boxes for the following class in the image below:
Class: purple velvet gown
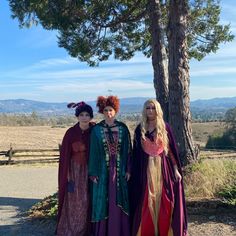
[92,130,130,236]
[129,123,188,236]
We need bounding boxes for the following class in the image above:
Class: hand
[174,166,182,182]
[125,172,131,181]
[90,176,99,184]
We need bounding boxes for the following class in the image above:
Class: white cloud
[3,58,152,82]
[190,86,236,101]
[40,80,153,92]
[190,65,236,77]
[31,57,77,68]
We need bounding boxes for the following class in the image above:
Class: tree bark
[168,0,198,165]
[148,0,169,121]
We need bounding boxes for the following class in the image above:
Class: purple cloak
[129,123,188,236]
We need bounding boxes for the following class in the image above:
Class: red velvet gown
[56,122,94,236]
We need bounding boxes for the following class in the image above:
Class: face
[146,102,157,120]
[77,111,91,125]
[103,106,116,119]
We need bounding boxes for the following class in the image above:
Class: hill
[0,97,235,120]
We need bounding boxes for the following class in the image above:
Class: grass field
[0,126,68,150]
[191,122,225,147]
[0,121,225,151]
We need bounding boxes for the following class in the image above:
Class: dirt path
[188,213,236,236]
[0,165,235,236]
[0,165,58,236]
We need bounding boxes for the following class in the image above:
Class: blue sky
[0,1,236,103]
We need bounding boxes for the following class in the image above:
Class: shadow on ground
[187,200,236,235]
[0,197,55,236]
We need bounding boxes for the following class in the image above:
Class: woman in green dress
[89,95,132,236]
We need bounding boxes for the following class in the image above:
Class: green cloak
[88,120,132,222]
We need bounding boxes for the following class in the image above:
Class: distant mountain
[0,97,150,115]
[0,97,235,117]
[191,97,236,110]
[0,99,68,115]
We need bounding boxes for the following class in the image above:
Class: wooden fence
[0,146,235,165]
[0,146,60,165]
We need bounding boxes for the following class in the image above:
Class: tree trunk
[148,0,169,121]
[168,0,198,165]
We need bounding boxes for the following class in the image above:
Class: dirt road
[0,165,58,236]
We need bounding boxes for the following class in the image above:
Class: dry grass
[184,159,236,199]
[0,126,69,150]
[0,121,224,151]
[192,122,225,147]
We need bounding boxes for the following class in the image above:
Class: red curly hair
[96,96,120,113]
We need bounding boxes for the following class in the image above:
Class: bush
[218,184,236,206]
[28,192,58,219]
[184,159,236,199]
[206,128,236,149]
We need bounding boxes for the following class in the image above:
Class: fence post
[7,147,13,164]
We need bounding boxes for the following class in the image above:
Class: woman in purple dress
[89,95,132,236]
[56,101,94,236]
[129,99,188,236]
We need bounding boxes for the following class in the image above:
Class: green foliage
[185,159,236,198]
[188,0,234,60]
[206,107,236,149]
[206,130,236,149]
[29,192,58,219]
[225,107,236,129]
[9,0,234,65]
[218,184,236,206]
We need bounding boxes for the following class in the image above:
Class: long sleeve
[125,126,132,174]
[88,127,100,177]
[168,145,177,166]
[166,123,182,169]
[57,129,72,231]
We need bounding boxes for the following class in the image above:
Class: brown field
[0,121,225,151]
[191,121,225,147]
[0,126,69,150]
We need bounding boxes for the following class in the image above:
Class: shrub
[218,184,236,206]
[206,128,236,149]
[184,159,236,199]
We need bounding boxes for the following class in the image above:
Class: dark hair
[67,101,93,118]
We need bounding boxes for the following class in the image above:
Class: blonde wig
[141,99,169,154]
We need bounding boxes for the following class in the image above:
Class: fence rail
[0,147,60,165]
[0,146,235,165]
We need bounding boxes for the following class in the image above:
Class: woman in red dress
[129,99,188,236]
[56,102,94,236]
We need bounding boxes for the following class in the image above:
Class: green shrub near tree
[206,108,236,149]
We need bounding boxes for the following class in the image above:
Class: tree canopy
[9,0,234,65]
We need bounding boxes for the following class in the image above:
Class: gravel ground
[0,164,235,236]
[188,214,236,236]
[0,165,58,236]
